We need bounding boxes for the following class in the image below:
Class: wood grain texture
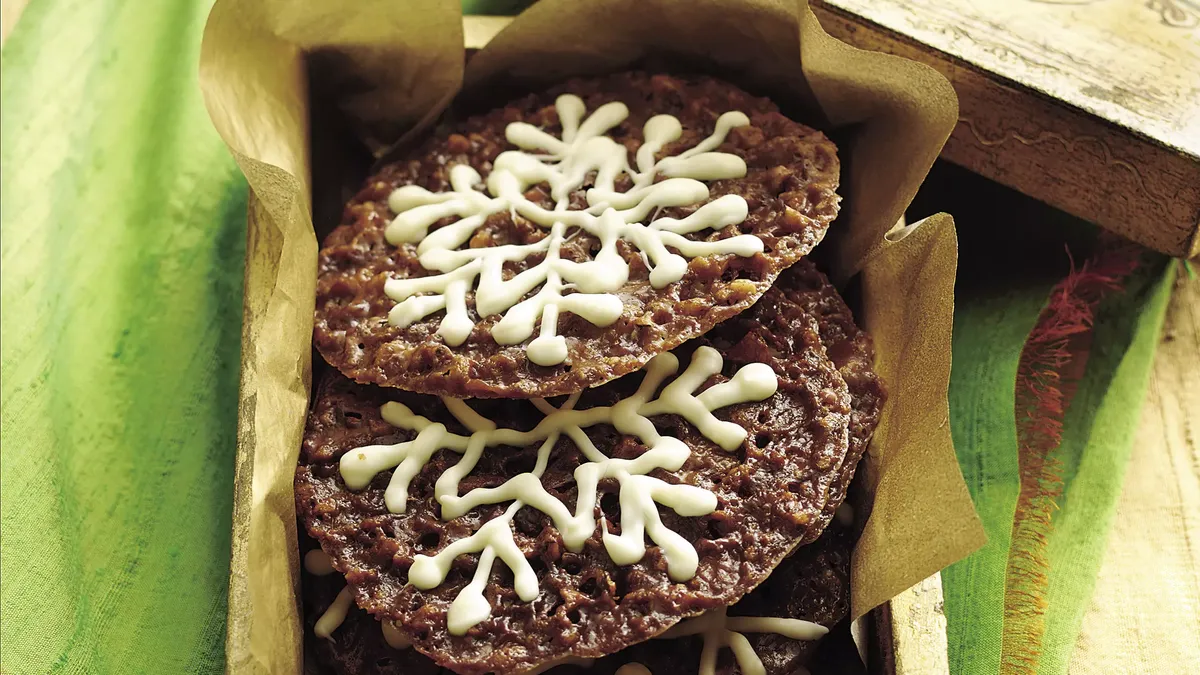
[823,0,1200,156]
[875,573,950,675]
[1070,268,1200,674]
[812,1,1200,258]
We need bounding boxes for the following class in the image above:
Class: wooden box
[811,0,1200,258]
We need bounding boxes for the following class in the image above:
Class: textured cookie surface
[304,526,852,675]
[302,539,441,675]
[555,523,854,675]
[296,286,853,674]
[774,260,886,533]
[314,71,841,398]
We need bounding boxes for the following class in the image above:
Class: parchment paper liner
[199,1,986,672]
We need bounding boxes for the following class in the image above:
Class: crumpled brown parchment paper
[198,2,985,672]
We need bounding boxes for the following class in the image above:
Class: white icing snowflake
[340,346,778,634]
[383,94,760,366]
[656,605,828,675]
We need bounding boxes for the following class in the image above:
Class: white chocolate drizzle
[383,94,757,366]
[304,549,335,576]
[315,587,353,640]
[307,549,414,650]
[307,554,826,671]
[656,606,828,675]
[339,346,778,634]
[305,550,352,641]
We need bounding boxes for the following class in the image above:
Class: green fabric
[925,159,1176,674]
[942,261,1176,675]
[943,287,1049,673]
[930,163,1083,674]
[1037,261,1175,673]
[942,249,1175,675]
[0,0,246,672]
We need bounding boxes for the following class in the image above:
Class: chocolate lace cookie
[772,260,886,535]
[303,525,852,675]
[296,284,853,674]
[301,538,442,675]
[555,523,855,675]
[314,71,840,398]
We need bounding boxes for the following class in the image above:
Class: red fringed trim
[1000,239,1142,675]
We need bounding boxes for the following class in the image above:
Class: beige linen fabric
[1070,273,1200,674]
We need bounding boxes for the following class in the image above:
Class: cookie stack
[295,72,885,675]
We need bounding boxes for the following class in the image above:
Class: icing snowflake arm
[380,95,756,366]
[657,607,831,675]
[337,346,778,634]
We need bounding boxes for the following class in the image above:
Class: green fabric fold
[926,158,1176,674]
[1036,261,1175,673]
[1,0,246,672]
[943,287,1050,674]
[944,247,1174,675]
